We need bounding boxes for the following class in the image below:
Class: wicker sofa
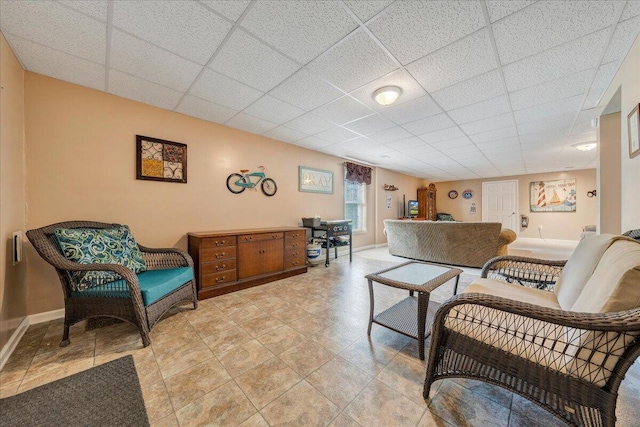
[424,234,640,427]
[383,219,516,268]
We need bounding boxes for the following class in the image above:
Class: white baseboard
[374,243,388,248]
[511,237,579,250]
[352,244,377,253]
[29,308,65,324]
[0,316,29,371]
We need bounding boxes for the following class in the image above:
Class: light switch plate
[12,231,22,265]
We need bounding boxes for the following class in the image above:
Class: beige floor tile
[175,381,256,427]
[239,313,283,337]
[270,305,313,323]
[510,394,568,427]
[344,379,426,427]
[225,304,265,323]
[0,379,21,398]
[202,325,253,355]
[377,352,431,406]
[183,304,227,326]
[452,377,513,409]
[416,410,455,427]
[251,296,288,313]
[278,337,336,377]
[238,413,270,427]
[260,380,340,426]
[288,314,328,336]
[235,357,302,409]
[306,356,373,409]
[218,339,275,378]
[339,339,399,376]
[256,325,306,355]
[151,413,180,427]
[18,358,94,392]
[192,316,238,338]
[155,340,213,379]
[328,412,363,427]
[143,381,174,422]
[151,329,204,356]
[164,358,232,410]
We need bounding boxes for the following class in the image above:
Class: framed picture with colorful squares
[136,135,187,183]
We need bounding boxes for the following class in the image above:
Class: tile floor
[2,251,640,427]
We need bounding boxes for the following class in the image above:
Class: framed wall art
[136,135,187,183]
[299,166,334,194]
[628,103,639,158]
[530,179,576,212]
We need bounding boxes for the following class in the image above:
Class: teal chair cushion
[71,267,193,306]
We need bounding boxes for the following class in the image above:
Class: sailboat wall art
[530,179,577,212]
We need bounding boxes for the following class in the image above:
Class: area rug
[0,355,149,427]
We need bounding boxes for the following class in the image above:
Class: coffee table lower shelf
[372,296,441,340]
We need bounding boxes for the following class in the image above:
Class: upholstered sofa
[383,219,516,268]
[424,234,640,427]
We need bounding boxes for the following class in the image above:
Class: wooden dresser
[187,227,307,299]
[417,184,437,221]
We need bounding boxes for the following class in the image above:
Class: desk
[303,220,352,267]
[365,261,461,360]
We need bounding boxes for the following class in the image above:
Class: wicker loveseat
[383,219,516,268]
[424,234,640,427]
[27,221,197,347]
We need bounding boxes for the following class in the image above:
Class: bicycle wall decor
[226,166,277,196]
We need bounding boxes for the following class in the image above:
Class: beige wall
[373,169,422,244]
[22,72,417,314]
[0,34,27,350]
[599,33,640,233]
[598,112,622,234]
[435,169,596,241]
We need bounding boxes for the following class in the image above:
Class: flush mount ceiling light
[373,86,402,106]
[573,142,597,151]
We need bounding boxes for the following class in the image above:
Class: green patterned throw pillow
[54,225,147,291]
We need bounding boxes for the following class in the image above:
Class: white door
[482,180,518,233]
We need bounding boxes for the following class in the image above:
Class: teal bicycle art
[226,166,277,196]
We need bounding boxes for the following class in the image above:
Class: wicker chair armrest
[480,255,566,289]
[138,245,194,269]
[54,260,142,293]
[436,292,640,332]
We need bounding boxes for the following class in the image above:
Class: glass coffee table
[365,261,462,360]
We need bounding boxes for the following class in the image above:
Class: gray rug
[0,355,150,427]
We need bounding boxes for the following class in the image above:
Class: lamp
[373,86,402,106]
[573,142,597,151]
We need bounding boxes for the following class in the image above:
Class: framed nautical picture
[530,179,576,212]
[136,135,187,183]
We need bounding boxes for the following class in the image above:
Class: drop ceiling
[2,0,639,181]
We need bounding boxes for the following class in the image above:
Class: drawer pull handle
[215,276,226,282]
[216,240,226,246]
[215,264,226,271]
[292,243,298,247]
[216,252,226,258]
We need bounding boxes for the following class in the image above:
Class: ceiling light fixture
[373,86,402,106]
[573,142,597,151]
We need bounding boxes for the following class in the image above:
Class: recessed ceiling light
[573,142,597,151]
[373,86,402,107]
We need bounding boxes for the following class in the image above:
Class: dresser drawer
[285,247,304,260]
[201,270,237,288]
[202,246,236,261]
[201,259,236,275]
[201,236,236,248]
[238,233,283,243]
[285,237,304,250]
[284,257,305,269]
[285,230,306,242]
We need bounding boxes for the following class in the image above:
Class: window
[345,180,366,232]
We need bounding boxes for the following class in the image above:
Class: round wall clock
[462,189,474,199]
[448,190,458,199]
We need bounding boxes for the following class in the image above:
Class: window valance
[344,162,372,185]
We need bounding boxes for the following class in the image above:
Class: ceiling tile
[242,95,304,125]
[514,95,583,125]
[269,69,343,111]
[349,69,426,112]
[576,108,599,123]
[406,29,497,93]
[384,136,426,150]
[240,0,357,64]
[401,113,456,135]
[306,30,397,93]
[59,0,108,21]
[432,70,505,111]
[343,0,394,22]
[312,96,374,125]
[314,126,361,143]
[517,113,575,135]
[470,126,519,144]
[113,1,231,65]
[502,29,608,92]
[210,29,300,92]
[485,1,536,23]
[199,0,251,21]
[342,138,386,154]
[368,126,413,144]
[294,136,334,150]
[189,69,263,111]
[380,95,442,124]
[263,126,309,143]
[0,0,106,63]
[401,144,440,156]
[476,137,521,150]
[6,35,105,91]
[460,112,515,135]
[620,1,640,21]
[343,114,395,135]
[175,95,238,124]
[108,70,183,110]
[419,127,466,144]
[602,15,640,63]
[283,113,334,135]
[509,68,593,111]
[448,95,511,124]
[367,0,484,65]
[110,30,202,92]
[431,136,474,150]
[493,1,618,65]
[583,61,620,109]
[571,120,595,136]
[225,112,278,134]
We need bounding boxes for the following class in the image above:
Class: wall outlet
[12,231,22,265]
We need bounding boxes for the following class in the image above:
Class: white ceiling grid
[1,0,639,180]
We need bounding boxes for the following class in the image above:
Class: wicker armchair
[424,236,640,427]
[27,221,197,347]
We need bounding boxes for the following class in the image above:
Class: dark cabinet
[418,184,437,221]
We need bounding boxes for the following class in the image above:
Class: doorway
[482,180,518,233]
